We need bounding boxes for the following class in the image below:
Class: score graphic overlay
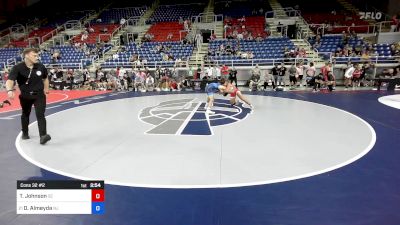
[17,180,104,214]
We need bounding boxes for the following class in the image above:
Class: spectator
[184,19,189,31]
[51,50,61,63]
[344,63,355,89]
[263,70,275,90]
[327,72,335,91]
[362,62,375,86]
[305,62,316,86]
[352,64,362,87]
[391,12,400,32]
[229,67,238,87]
[259,8,264,15]
[196,33,203,50]
[271,64,279,85]
[214,65,221,80]
[277,63,286,86]
[289,63,297,88]
[113,52,119,59]
[251,64,261,77]
[249,71,261,91]
[145,75,155,91]
[81,31,89,41]
[120,18,126,25]
[167,32,173,41]
[206,66,214,79]
[296,62,305,87]
[101,26,108,33]
[221,64,229,79]
[297,48,307,58]
[209,32,216,41]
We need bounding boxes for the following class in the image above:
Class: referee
[6,48,51,145]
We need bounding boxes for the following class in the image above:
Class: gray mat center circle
[17,94,375,188]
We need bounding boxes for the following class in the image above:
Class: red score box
[92,189,105,202]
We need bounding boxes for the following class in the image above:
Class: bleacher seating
[224,16,267,38]
[278,0,344,13]
[309,35,397,63]
[94,7,147,24]
[39,45,96,68]
[304,13,370,33]
[215,0,271,18]
[9,28,55,48]
[73,24,119,44]
[42,11,90,28]
[101,42,194,68]
[145,22,187,42]
[208,37,296,65]
[310,35,365,52]
[279,0,370,33]
[0,48,22,69]
[148,4,205,23]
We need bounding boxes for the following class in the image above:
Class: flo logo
[139,98,251,135]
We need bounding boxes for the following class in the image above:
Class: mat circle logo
[139,98,252,135]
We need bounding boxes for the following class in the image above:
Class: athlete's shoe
[40,134,51,145]
[21,133,30,140]
[205,109,215,114]
[3,100,11,105]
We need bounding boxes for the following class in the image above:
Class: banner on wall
[359,12,383,20]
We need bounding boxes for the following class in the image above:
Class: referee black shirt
[9,62,48,93]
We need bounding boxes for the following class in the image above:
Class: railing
[97,23,126,44]
[265,11,275,18]
[80,57,95,68]
[44,63,83,70]
[298,16,313,38]
[77,10,96,24]
[64,20,82,30]
[179,30,189,41]
[44,55,99,70]
[101,45,113,60]
[377,20,397,33]
[41,26,64,44]
[126,16,145,26]
[0,28,10,37]
[104,6,147,11]
[192,13,223,23]
[285,9,301,17]
[0,34,11,46]
[9,24,26,40]
[25,20,38,33]
[214,14,224,22]
[276,24,288,37]
[100,59,190,68]
[28,37,41,47]
[98,33,112,43]
[317,52,333,61]
[6,57,17,67]
[331,55,400,64]
[206,57,318,67]
[311,23,377,35]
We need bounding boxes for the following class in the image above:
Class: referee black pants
[19,93,47,136]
